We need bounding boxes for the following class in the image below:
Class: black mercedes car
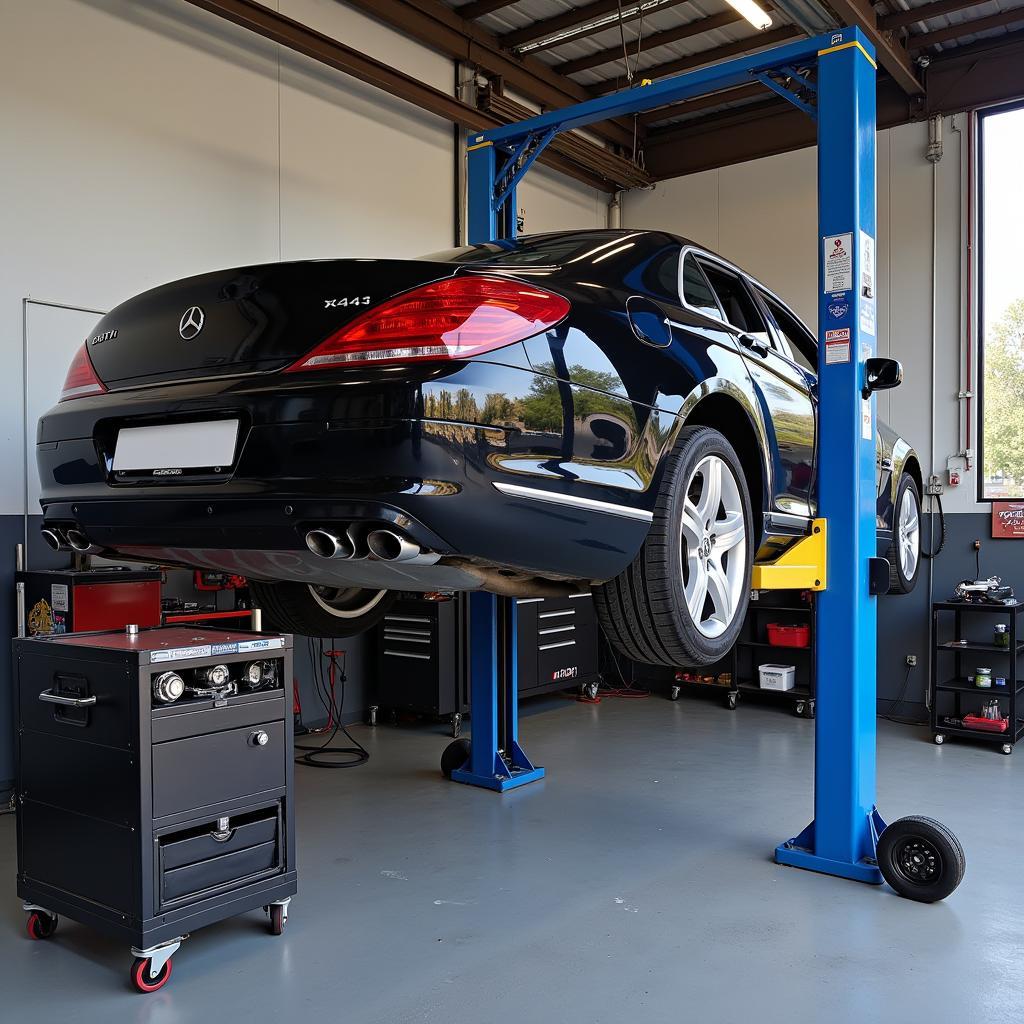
[38,230,922,666]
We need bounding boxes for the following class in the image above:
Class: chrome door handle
[38,688,96,708]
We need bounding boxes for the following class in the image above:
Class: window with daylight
[979,102,1024,499]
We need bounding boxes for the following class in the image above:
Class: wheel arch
[681,388,769,544]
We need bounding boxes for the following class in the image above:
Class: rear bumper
[37,365,654,585]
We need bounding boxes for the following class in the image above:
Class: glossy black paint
[37,230,918,592]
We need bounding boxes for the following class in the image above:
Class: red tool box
[19,568,162,635]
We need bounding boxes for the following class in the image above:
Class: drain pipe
[607,190,623,229]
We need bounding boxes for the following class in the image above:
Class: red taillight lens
[286,275,570,372]
[59,343,107,402]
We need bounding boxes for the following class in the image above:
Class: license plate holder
[112,419,240,476]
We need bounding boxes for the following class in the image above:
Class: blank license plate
[113,419,240,472]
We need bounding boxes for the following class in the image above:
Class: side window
[760,292,818,373]
[681,254,724,320]
[698,260,772,350]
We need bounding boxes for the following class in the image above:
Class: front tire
[249,579,395,637]
[595,426,754,667]
[887,472,921,594]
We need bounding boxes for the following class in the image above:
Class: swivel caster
[451,713,462,739]
[581,681,599,701]
[129,938,181,994]
[1002,743,1013,756]
[876,815,966,903]
[726,691,739,710]
[25,910,57,941]
[441,738,471,779]
[267,900,289,935]
[806,700,815,719]
[131,956,172,993]
[795,700,806,718]
[933,733,945,745]
[669,685,681,701]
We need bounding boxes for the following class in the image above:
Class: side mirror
[862,357,903,399]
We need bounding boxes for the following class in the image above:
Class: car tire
[249,580,396,637]
[887,472,921,595]
[594,425,754,668]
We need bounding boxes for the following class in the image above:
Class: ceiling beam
[879,0,992,31]
[639,83,768,126]
[908,8,1024,49]
[501,0,690,51]
[644,29,1024,178]
[341,0,638,149]
[824,0,924,95]
[590,26,801,95]
[556,9,747,76]
[459,0,520,19]
[181,0,616,191]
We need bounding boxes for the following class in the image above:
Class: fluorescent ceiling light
[723,0,773,30]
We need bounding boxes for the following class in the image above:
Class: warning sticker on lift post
[824,327,851,364]
[823,233,853,293]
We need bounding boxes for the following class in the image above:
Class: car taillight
[59,343,107,402]
[286,275,570,372]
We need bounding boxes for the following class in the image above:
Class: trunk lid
[86,260,455,389]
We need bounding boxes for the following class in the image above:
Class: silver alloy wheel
[679,454,747,639]
[308,585,388,619]
[897,486,920,583]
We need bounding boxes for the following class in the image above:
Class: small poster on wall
[992,502,1024,538]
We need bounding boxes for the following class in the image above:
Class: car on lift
[37,229,922,667]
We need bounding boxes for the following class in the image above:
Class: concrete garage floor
[0,695,1019,1022]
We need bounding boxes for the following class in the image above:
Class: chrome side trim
[493,482,654,522]
[765,511,813,533]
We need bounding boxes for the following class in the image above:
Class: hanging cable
[922,492,946,560]
[294,640,370,769]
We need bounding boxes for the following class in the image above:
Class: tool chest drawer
[152,720,286,818]
[158,807,282,906]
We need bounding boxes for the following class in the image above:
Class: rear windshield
[418,231,637,268]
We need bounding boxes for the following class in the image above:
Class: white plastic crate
[758,663,796,691]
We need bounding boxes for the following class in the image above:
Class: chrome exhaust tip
[66,528,93,553]
[345,523,370,560]
[305,529,354,559]
[41,528,65,552]
[367,529,421,563]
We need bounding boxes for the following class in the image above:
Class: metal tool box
[13,625,296,993]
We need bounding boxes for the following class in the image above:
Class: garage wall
[0,0,605,796]
[625,118,1013,713]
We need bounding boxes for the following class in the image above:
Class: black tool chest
[375,593,600,733]
[13,625,297,992]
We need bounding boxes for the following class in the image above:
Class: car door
[697,257,816,517]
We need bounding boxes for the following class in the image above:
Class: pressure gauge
[153,671,185,704]
[243,661,268,689]
[201,664,231,688]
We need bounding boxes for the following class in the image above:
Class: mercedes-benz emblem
[179,306,205,340]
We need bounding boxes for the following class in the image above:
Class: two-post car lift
[441,28,965,901]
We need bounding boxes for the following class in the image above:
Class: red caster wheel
[131,956,173,993]
[26,911,58,941]
[269,903,287,935]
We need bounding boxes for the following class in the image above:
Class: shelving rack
[930,600,1024,754]
[670,593,816,717]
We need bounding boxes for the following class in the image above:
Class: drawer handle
[211,816,233,842]
[249,729,270,747]
[38,688,96,708]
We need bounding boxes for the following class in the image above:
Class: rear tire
[249,579,395,637]
[887,472,921,594]
[595,426,754,667]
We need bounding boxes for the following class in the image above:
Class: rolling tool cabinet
[13,625,296,992]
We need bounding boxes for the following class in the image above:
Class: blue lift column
[775,31,885,882]
[442,136,545,793]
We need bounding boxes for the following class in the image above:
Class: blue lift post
[454,26,963,900]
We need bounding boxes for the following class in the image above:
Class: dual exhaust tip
[305,526,423,563]
[41,527,95,553]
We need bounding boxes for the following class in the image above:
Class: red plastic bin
[766,623,810,648]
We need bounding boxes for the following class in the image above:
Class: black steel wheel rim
[891,835,942,885]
